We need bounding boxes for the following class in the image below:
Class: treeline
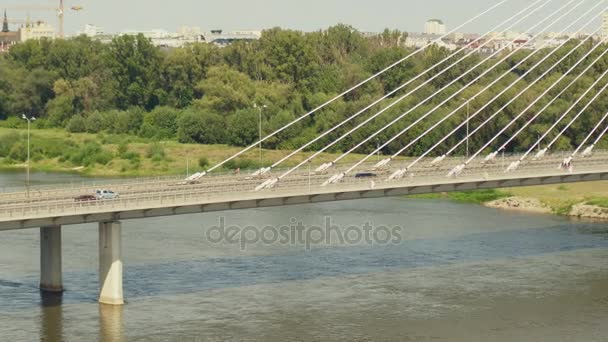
[1,25,608,156]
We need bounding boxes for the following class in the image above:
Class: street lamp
[22,114,36,198]
[253,103,267,164]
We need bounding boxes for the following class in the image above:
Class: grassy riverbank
[0,127,372,177]
[417,183,608,219]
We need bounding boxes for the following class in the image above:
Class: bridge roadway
[1,150,607,231]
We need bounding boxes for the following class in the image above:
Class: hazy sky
[2,0,597,35]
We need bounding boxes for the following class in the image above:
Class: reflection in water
[40,293,63,342]
[1,168,607,341]
[99,304,124,342]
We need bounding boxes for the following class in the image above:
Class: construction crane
[5,1,84,38]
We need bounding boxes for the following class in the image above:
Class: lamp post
[253,103,267,164]
[466,101,470,159]
[22,114,36,198]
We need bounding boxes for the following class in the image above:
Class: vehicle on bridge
[74,194,96,202]
[95,190,119,200]
[355,172,377,178]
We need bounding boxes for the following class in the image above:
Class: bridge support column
[99,221,124,305]
[40,225,63,293]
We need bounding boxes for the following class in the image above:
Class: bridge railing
[1,153,607,221]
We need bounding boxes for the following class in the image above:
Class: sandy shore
[484,196,608,220]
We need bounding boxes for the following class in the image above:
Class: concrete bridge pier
[40,226,63,293]
[99,221,124,305]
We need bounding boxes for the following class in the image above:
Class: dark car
[74,194,97,202]
[355,172,377,178]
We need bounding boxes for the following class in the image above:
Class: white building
[425,19,446,35]
[83,24,104,37]
[19,21,55,42]
[120,29,171,39]
[405,33,456,50]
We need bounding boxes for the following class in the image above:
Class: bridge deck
[0,151,606,231]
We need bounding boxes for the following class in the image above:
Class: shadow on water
[40,292,63,342]
[38,292,125,342]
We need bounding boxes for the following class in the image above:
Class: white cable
[546,81,608,150]
[506,62,608,172]
[494,41,608,157]
[571,110,608,159]
[579,113,608,157]
[258,0,546,178]
[320,0,581,184]
[204,0,510,175]
[403,22,606,176]
[402,3,607,173]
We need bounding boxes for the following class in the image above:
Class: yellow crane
[5,1,84,38]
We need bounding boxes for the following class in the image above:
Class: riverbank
[410,183,608,220]
[0,128,370,177]
[482,181,608,220]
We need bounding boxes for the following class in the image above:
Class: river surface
[1,172,608,341]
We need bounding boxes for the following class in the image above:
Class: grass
[407,189,511,204]
[584,197,608,208]
[0,127,393,177]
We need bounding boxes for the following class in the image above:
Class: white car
[95,189,119,200]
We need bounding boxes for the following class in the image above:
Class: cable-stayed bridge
[2,0,608,305]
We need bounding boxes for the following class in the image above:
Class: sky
[1,0,600,35]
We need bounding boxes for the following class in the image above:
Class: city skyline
[2,0,583,35]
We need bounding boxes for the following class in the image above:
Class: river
[1,171,608,341]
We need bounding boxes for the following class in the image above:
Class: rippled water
[1,172,608,341]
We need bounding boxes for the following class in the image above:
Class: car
[95,189,119,200]
[74,194,96,202]
[355,172,377,178]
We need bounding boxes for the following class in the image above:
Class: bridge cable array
[250,0,549,179]
[253,0,574,190]
[481,41,608,165]
[311,0,584,186]
[197,0,510,178]
[395,3,608,179]
[504,55,608,172]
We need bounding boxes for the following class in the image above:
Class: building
[0,10,20,52]
[201,30,261,47]
[404,33,456,50]
[425,19,446,35]
[19,21,55,42]
[83,24,104,37]
[120,29,170,39]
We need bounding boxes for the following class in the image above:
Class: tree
[106,34,163,110]
[177,109,224,144]
[194,66,255,113]
[226,108,258,146]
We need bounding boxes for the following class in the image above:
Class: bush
[146,142,166,162]
[177,110,224,144]
[122,151,141,163]
[117,141,129,157]
[141,106,180,139]
[198,156,209,168]
[8,142,27,162]
[85,111,105,133]
[66,115,86,133]
[223,158,262,171]
[0,131,20,156]
[0,116,25,129]
[68,141,114,166]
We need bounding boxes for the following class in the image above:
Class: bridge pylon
[99,221,124,305]
[40,225,63,293]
